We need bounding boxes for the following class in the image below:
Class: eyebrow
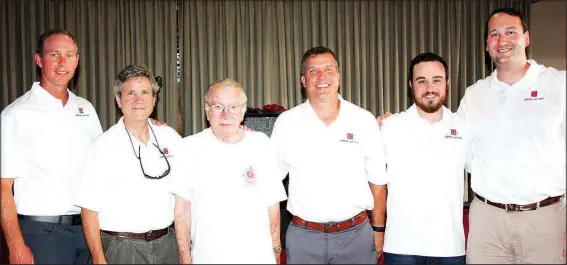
[489,26,519,33]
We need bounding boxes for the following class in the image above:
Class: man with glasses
[170,78,287,264]
[75,65,181,264]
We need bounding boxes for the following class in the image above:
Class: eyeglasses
[205,102,246,114]
[125,125,171,180]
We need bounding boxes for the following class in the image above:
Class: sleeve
[363,114,389,185]
[259,136,288,208]
[74,140,107,212]
[269,116,290,180]
[169,140,194,202]
[1,114,24,179]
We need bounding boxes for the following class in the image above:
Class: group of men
[1,7,565,265]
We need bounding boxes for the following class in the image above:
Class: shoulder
[464,75,492,95]
[274,103,304,123]
[154,124,182,142]
[538,64,566,83]
[342,100,377,124]
[1,90,33,117]
[381,109,411,131]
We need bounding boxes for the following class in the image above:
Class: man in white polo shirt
[270,46,388,264]
[381,52,469,264]
[170,78,287,264]
[457,8,566,264]
[75,65,181,264]
[0,29,102,264]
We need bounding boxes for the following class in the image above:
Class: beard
[412,88,448,113]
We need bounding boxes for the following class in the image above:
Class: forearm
[80,208,105,264]
[268,203,281,248]
[0,179,25,249]
[174,196,192,263]
[369,183,387,227]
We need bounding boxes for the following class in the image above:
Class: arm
[268,203,282,264]
[81,208,106,264]
[0,178,34,264]
[369,183,387,257]
[174,195,192,264]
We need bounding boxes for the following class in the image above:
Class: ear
[408,80,413,90]
[115,95,122,108]
[300,75,306,88]
[34,53,43,68]
[524,31,530,47]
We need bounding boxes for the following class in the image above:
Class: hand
[376,112,392,128]
[273,247,282,264]
[150,118,167,127]
[93,258,108,264]
[180,256,193,264]
[374,232,384,259]
[239,125,252,131]
[9,242,34,264]
[562,232,566,257]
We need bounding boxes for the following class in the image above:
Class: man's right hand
[9,242,34,264]
[376,112,392,128]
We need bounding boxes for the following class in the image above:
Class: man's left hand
[374,231,384,258]
[150,118,167,126]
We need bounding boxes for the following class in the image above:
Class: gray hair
[114,65,160,98]
[204,78,248,117]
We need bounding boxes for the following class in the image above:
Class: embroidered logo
[524,90,544,101]
[340,132,359,144]
[163,148,169,155]
[76,106,89,117]
[445,128,462,139]
[243,166,256,185]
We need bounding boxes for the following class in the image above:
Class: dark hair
[36,28,79,55]
[300,46,339,76]
[484,7,528,41]
[407,52,449,84]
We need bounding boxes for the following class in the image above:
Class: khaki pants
[466,196,566,264]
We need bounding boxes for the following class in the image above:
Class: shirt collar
[119,116,158,147]
[303,94,346,124]
[490,59,540,89]
[407,104,453,125]
[30,82,77,108]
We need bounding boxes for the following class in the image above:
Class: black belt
[18,214,82,226]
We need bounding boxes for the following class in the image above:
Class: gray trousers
[286,217,377,264]
[101,227,179,264]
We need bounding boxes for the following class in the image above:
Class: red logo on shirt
[530,91,538,97]
[450,129,457,136]
[347,133,353,140]
[78,107,84,114]
[163,148,169,155]
[243,166,256,185]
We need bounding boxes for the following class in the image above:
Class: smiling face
[205,84,246,139]
[34,33,79,90]
[301,52,341,104]
[410,61,448,113]
[485,12,530,67]
[116,77,156,123]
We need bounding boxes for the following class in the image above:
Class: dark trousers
[286,218,377,264]
[20,219,91,264]
[101,227,179,264]
[384,252,465,264]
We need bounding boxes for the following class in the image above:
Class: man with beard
[380,52,470,264]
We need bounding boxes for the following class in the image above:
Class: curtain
[0,0,178,130]
[178,0,530,135]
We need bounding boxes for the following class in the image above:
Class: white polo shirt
[170,129,287,264]
[381,105,469,257]
[1,82,103,215]
[75,117,181,232]
[457,60,566,204]
[270,95,388,223]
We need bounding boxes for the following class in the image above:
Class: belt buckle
[321,225,327,233]
[505,204,520,212]
[144,230,156,241]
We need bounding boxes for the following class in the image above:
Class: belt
[292,211,368,233]
[101,225,172,241]
[18,214,82,226]
[475,193,565,212]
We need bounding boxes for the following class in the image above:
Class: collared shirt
[457,60,566,204]
[381,105,469,256]
[75,117,181,232]
[170,129,287,264]
[270,95,388,223]
[1,82,103,215]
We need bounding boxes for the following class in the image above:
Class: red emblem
[163,148,169,155]
[78,107,84,114]
[450,129,457,136]
[243,166,256,184]
[530,91,537,97]
[347,133,353,140]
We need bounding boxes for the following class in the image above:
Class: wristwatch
[372,225,386,232]
[273,246,283,254]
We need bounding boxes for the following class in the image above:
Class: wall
[530,0,566,70]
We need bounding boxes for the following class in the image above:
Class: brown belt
[101,225,171,241]
[292,211,368,233]
[475,193,565,212]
